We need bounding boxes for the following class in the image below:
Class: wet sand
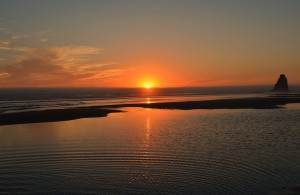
[1,96,300,126]
[0,108,122,126]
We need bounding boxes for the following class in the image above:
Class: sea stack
[272,74,289,92]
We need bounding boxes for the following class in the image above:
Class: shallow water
[0,87,271,113]
[1,107,300,194]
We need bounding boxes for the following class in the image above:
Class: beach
[1,1,300,193]
[1,89,300,194]
[1,95,300,126]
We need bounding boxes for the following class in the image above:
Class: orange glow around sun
[142,80,155,89]
[144,81,153,88]
[122,62,186,88]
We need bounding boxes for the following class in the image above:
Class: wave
[1,86,300,113]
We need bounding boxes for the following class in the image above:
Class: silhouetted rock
[272,74,289,92]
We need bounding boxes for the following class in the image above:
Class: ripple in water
[1,108,300,194]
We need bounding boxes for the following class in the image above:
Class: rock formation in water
[272,74,289,92]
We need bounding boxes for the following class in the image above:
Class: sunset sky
[0,0,299,88]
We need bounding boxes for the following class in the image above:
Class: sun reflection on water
[145,117,151,146]
[146,97,151,104]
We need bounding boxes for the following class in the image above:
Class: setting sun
[140,78,156,89]
[1,1,300,194]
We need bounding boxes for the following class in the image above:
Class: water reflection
[146,97,151,104]
[1,108,300,194]
[145,117,151,147]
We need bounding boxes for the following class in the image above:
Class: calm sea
[1,87,300,194]
[0,86,290,113]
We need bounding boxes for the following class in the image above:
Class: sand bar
[1,96,300,126]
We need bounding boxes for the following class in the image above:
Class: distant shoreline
[1,95,300,126]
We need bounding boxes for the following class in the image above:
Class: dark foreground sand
[1,96,300,126]
[0,108,122,126]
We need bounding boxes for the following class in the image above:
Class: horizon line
[1,84,300,90]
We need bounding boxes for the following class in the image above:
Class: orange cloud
[0,44,123,87]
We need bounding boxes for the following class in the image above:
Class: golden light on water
[146,98,151,104]
[145,117,151,142]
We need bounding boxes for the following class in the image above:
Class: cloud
[0,39,30,53]
[11,35,18,39]
[0,72,8,77]
[0,23,52,44]
[0,44,122,87]
[0,40,10,46]
[0,27,8,34]
[40,38,48,42]
[186,78,240,86]
[0,25,123,87]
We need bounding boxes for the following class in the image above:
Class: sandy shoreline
[1,96,300,126]
[0,108,122,126]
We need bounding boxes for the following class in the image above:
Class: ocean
[1,87,300,194]
[0,86,290,113]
